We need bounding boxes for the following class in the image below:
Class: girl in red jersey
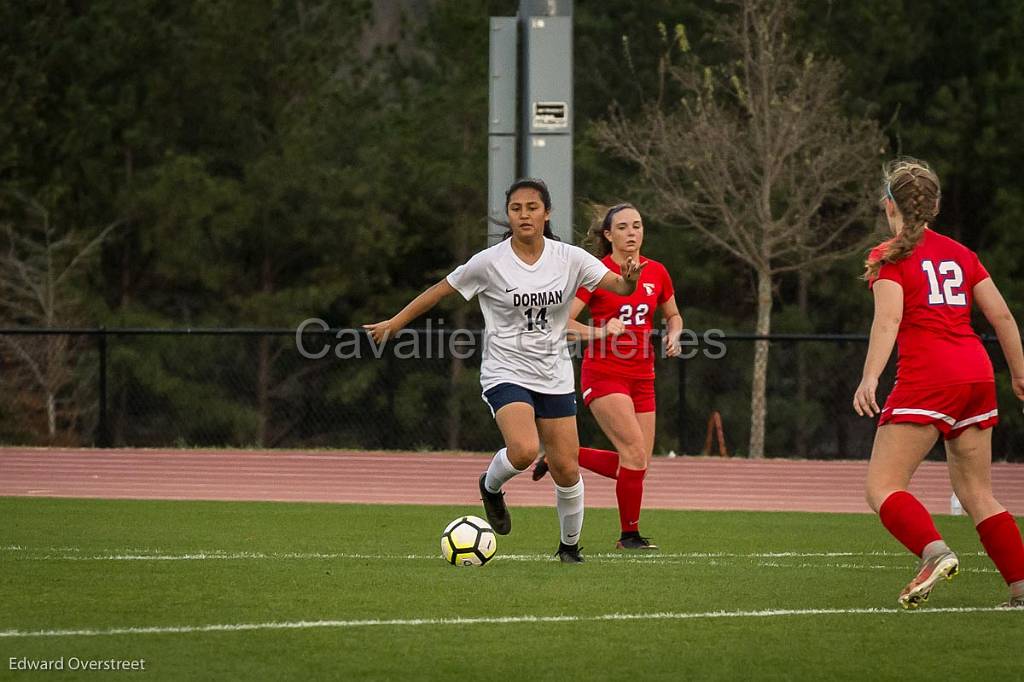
[533,203,683,550]
[854,158,1024,609]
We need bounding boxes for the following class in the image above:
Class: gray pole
[487,18,517,246]
[518,0,573,243]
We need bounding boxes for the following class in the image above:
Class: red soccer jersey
[576,255,675,379]
[869,228,993,388]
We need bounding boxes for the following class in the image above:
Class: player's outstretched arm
[596,257,647,296]
[565,297,624,343]
[853,280,903,417]
[975,278,1024,401]
[363,279,457,343]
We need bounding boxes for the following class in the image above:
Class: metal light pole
[488,0,573,245]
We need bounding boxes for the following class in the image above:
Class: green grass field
[1,497,1021,681]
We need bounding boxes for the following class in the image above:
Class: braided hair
[863,158,941,281]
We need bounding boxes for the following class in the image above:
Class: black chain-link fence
[1,328,1021,461]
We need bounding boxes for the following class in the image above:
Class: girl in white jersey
[365,179,645,562]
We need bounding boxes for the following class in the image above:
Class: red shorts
[579,367,656,413]
[878,381,999,440]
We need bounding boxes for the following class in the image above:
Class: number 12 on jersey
[921,260,966,306]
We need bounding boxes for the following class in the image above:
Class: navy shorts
[482,383,577,419]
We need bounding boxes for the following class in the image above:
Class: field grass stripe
[0,606,1018,639]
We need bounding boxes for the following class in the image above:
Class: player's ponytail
[585,202,634,257]
[863,158,941,281]
[500,178,560,241]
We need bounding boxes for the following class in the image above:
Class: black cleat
[479,473,511,535]
[531,455,550,481]
[616,534,659,551]
[555,542,584,563]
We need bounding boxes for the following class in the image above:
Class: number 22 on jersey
[921,260,966,306]
[618,303,650,325]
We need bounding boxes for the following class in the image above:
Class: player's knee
[864,483,890,513]
[546,456,579,485]
[619,443,646,470]
[505,440,539,469]
[951,485,993,517]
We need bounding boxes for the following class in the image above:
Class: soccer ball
[440,516,497,566]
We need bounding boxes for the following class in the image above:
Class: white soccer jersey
[447,237,610,394]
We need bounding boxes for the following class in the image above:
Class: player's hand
[603,317,626,338]
[663,331,682,358]
[1012,375,1024,402]
[621,256,648,284]
[362,319,395,343]
[852,376,881,417]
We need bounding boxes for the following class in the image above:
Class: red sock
[878,490,942,557]
[976,511,1024,585]
[579,447,619,479]
[616,466,646,533]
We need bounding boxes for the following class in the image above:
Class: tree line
[1,0,1021,458]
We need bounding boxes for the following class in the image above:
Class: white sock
[1011,579,1024,598]
[922,539,951,561]
[484,448,523,493]
[555,476,585,546]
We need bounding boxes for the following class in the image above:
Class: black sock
[620,530,640,541]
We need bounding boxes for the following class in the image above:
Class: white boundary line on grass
[0,607,1017,640]
[0,546,999,572]
[0,545,991,561]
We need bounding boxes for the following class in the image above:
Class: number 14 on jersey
[524,307,548,331]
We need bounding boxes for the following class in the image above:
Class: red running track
[1,448,1023,515]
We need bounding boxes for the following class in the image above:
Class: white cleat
[898,550,959,610]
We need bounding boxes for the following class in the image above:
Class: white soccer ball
[440,515,497,566]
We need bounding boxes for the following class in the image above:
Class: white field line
[0,545,996,573]
[0,606,1018,640]
[755,561,997,574]
[0,546,912,558]
[6,556,991,574]
[0,545,990,559]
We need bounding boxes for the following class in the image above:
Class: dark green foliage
[1,1,1022,455]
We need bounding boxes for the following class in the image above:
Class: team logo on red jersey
[642,283,655,296]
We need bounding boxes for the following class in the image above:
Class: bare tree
[0,194,119,442]
[594,0,885,457]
